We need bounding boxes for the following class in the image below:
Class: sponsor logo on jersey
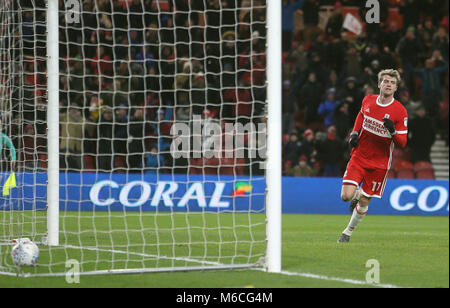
[362,115,391,138]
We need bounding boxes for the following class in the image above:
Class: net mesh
[0,0,268,276]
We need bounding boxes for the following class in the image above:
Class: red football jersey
[351,95,408,170]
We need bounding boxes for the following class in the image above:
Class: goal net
[0,0,278,277]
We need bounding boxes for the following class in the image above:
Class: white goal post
[0,0,281,277]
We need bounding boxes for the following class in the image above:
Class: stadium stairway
[431,134,449,180]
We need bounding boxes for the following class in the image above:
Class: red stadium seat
[393,148,411,161]
[394,160,413,171]
[114,156,126,172]
[393,148,404,159]
[219,157,235,175]
[387,169,396,179]
[413,161,434,173]
[440,101,449,120]
[415,170,435,179]
[39,154,48,169]
[396,169,415,179]
[394,160,414,179]
[84,155,96,171]
[189,158,202,175]
[235,158,246,175]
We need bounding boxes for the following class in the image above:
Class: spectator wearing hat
[284,132,302,166]
[114,104,129,162]
[285,154,318,177]
[343,47,364,80]
[60,105,85,171]
[298,129,317,163]
[191,72,207,115]
[408,104,436,163]
[396,26,425,97]
[333,101,352,141]
[97,107,115,171]
[337,76,364,123]
[325,2,344,40]
[299,72,324,124]
[406,57,448,124]
[282,0,305,51]
[22,124,45,171]
[301,0,321,42]
[315,125,344,177]
[399,0,421,29]
[318,88,340,128]
[128,108,148,171]
[144,145,165,173]
[431,27,449,62]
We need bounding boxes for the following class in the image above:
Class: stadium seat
[219,157,235,175]
[394,160,415,179]
[440,101,449,120]
[396,169,415,179]
[414,161,435,179]
[415,170,435,179]
[114,156,126,172]
[39,154,48,169]
[236,158,246,175]
[189,158,202,175]
[84,155,96,171]
[394,159,413,170]
[388,169,396,179]
[393,148,411,161]
[413,161,434,173]
[393,148,404,159]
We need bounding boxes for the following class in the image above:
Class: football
[10,238,40,267]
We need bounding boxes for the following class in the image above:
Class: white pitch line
[3,244,404,287]
[259,269,403,288]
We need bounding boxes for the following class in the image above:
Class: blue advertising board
[1,172,448,216]
[282,177,449,216]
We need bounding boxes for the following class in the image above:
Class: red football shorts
[342,158,389,199]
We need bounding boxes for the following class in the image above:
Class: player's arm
[383,114,408,148]
[1,133,17,169]
[349,109,364,148]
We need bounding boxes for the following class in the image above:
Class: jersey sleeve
[392,105,408,148]
[352,96,367,132]
[1,133,17,162]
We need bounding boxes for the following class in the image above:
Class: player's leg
[338,168,387,243]
[338,195,371,242]
[341,159,363,212]
[341,184,361,212]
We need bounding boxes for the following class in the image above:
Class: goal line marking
[259,269,403,288]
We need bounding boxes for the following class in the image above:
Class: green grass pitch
[0,213,448,288]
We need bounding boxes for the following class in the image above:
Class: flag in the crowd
[343,13,363,35]
[232,182,253,196]
[3,172,17,196]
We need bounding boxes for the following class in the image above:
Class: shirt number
[372,181,382,192]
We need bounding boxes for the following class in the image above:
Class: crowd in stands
[2,0,449,179]
[6,0,267,175]
[282,0,449,179]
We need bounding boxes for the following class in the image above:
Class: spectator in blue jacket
[282,0,305,51]
[407,57,448,123]
[318,88,340,128]
[144,146,165,173]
